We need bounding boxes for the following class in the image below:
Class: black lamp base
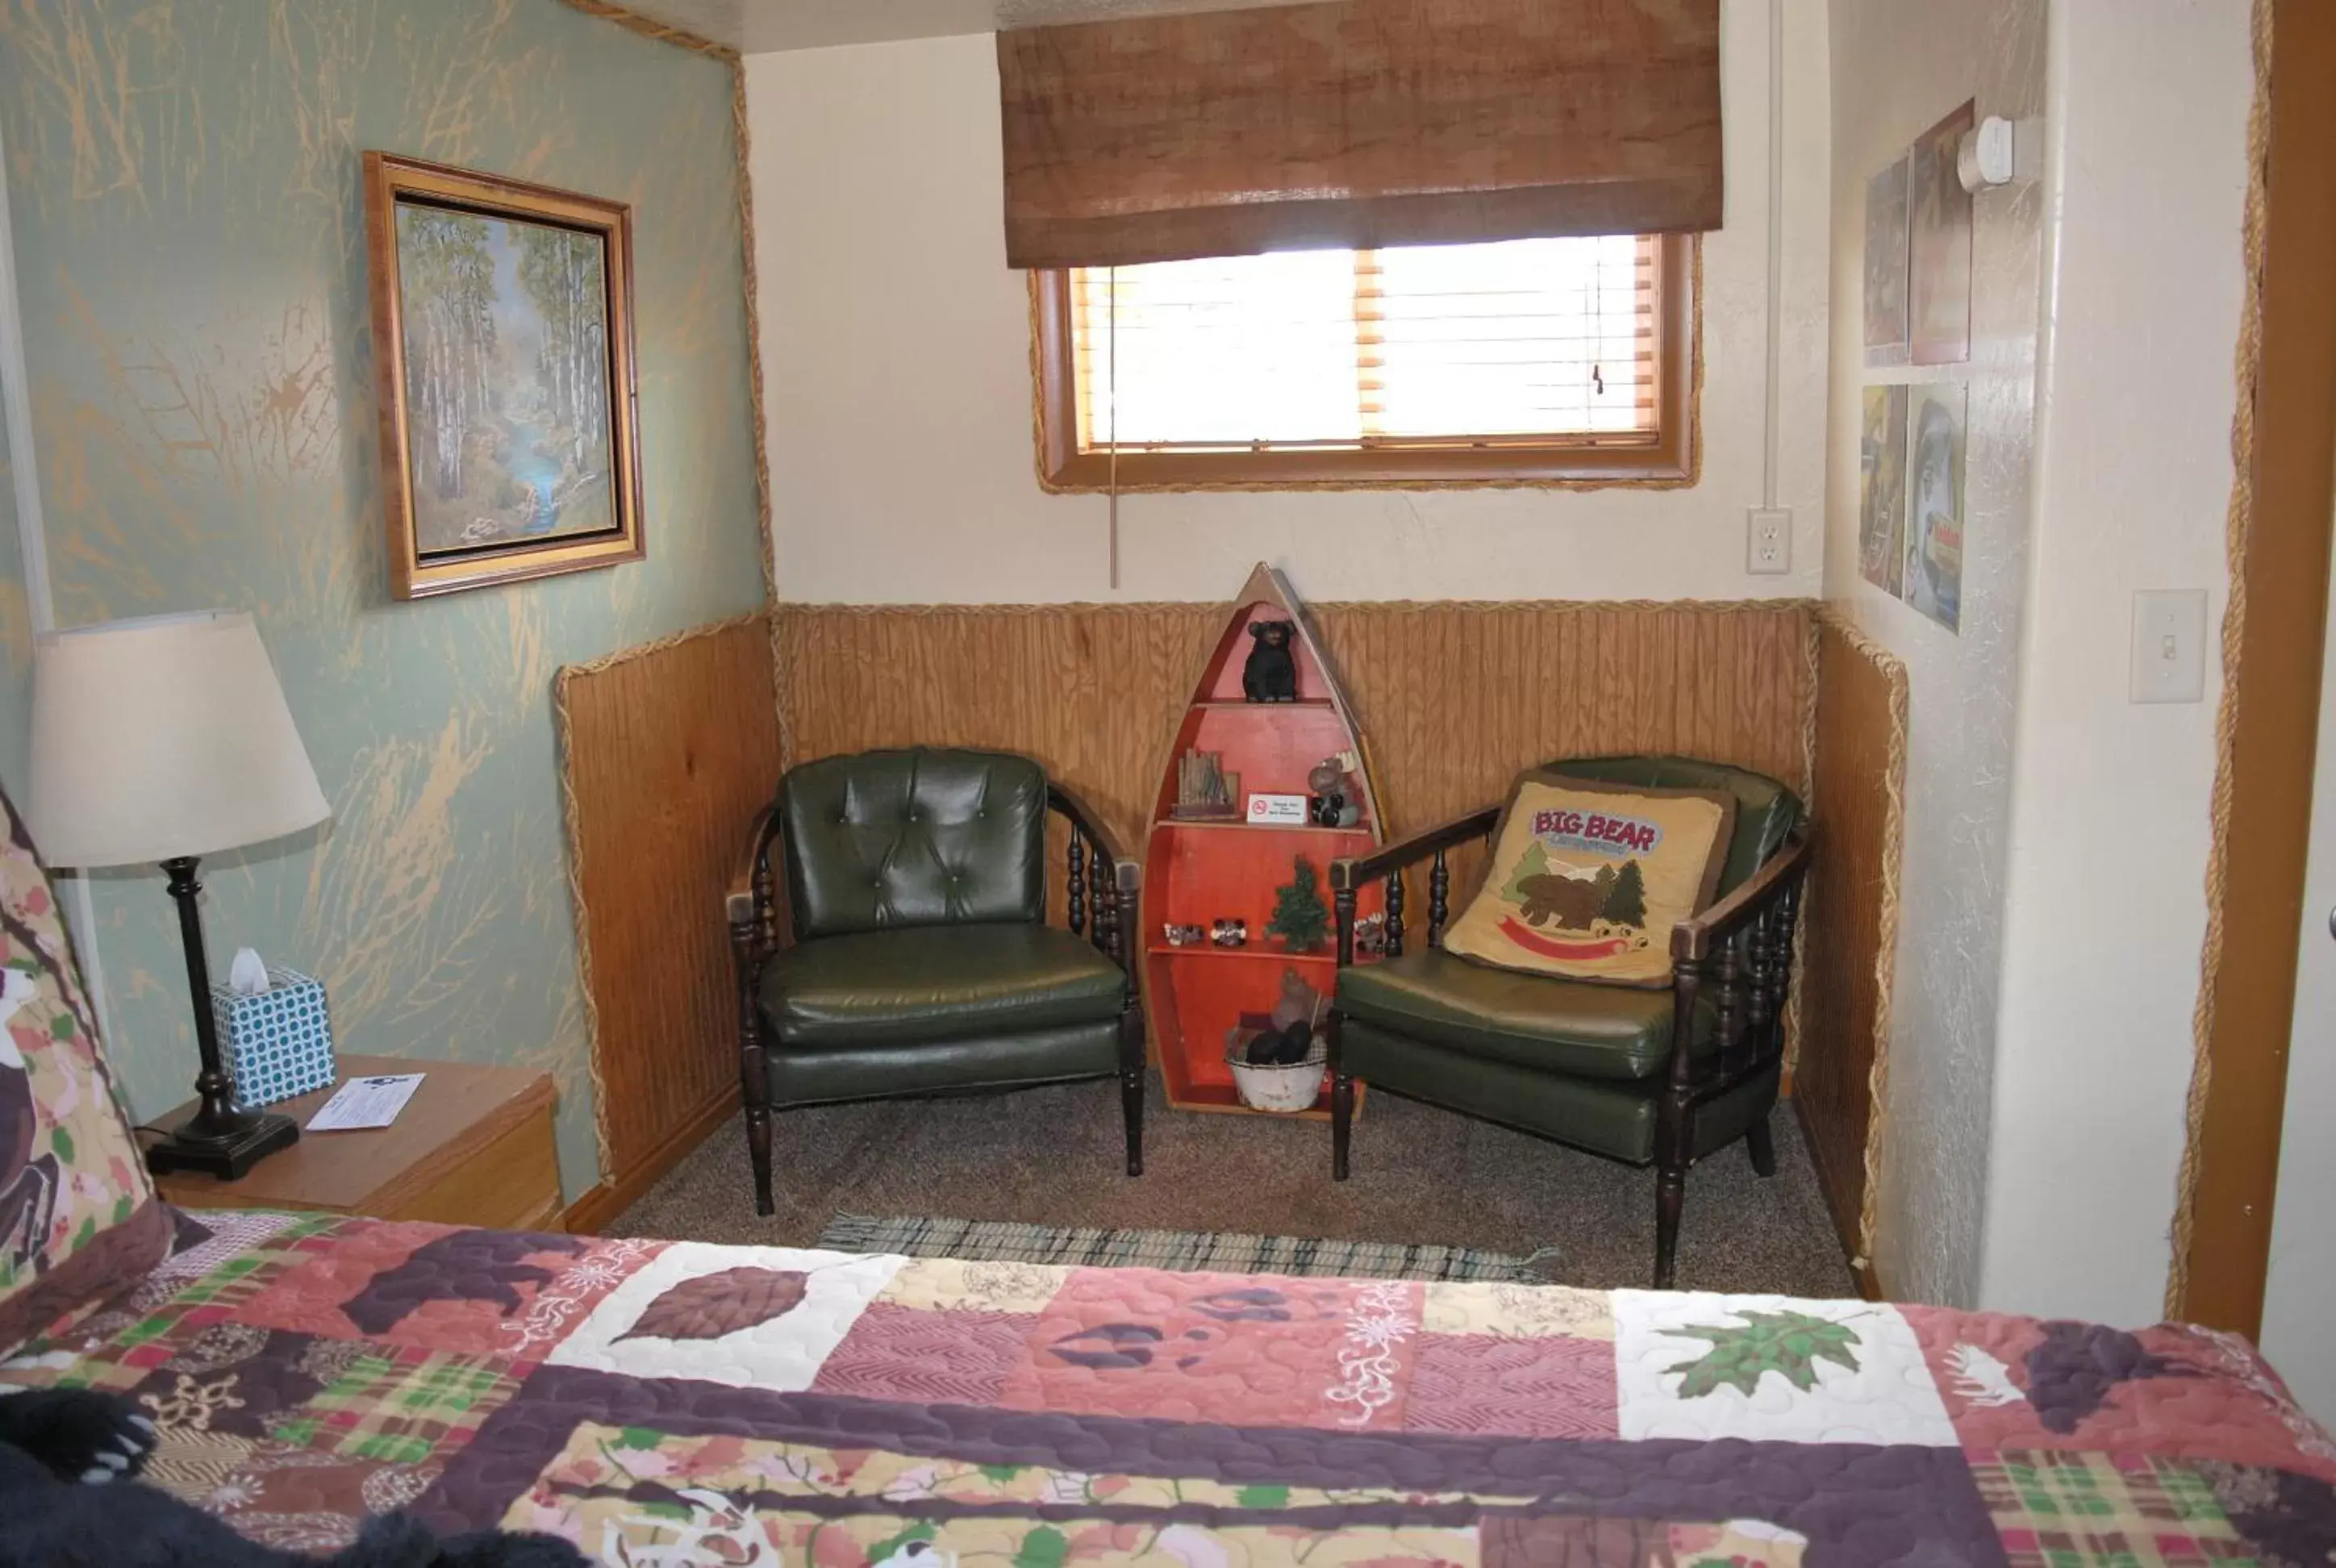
[144,1104,300,1181]
[147,854,302,1182]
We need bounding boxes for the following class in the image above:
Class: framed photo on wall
[1908,102,1976,366]
[1863,155,1911,363]
[363,153,644,599]
[1858,384,1908,594]
[1904,382,1966,632]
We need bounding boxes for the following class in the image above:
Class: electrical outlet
[2131,589,2208,703]
[1747,507,1792,576]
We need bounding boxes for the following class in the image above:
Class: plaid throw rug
[812,1213,1548,1282]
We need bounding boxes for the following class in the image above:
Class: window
[1031,233,1696,490]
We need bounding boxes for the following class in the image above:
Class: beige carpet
[607,1075,1858,1298]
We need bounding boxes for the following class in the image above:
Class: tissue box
[211,967,336,1107]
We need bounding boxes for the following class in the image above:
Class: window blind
[998,0,1721,270]
[1070,235,1660,455]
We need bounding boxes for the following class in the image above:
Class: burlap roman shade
[996,0,1723,271]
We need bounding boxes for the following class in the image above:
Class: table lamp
[27,611,331,1179]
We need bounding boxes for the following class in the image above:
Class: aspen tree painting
[365,154,643,598]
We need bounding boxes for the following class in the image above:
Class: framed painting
[364,153,644,599]
[1908,102,1975,367]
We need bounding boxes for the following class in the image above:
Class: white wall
[1825,0,2254,1320]
[1821,0,2046,1307]
[745,1,1832,604]
[2263,506,2336,1426]
[1975,0,2249,1327]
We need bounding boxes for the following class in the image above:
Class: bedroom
[2,0,2334,1562]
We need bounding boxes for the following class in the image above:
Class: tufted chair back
[778,748,1049,940]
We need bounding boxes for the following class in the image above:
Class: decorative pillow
[0,783,170,1353]
[1440,772,1737,988]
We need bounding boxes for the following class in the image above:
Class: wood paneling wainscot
[1797,611,1909,1295]
[558,614,783,1229]
[777,600,1815,849]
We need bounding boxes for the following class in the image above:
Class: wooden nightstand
[153,1054,564,1231]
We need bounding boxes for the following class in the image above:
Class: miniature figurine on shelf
[1267,855,1330,953]
[1242,619,1299,703]
[1269,967,1320,1032]
[1352,911,1387,958]
[1247,974,1322,1065]
[1306,753,1363,828]
[1172,749,1241,820]
[1163,923,1207,948]
[1211,918,1249,949]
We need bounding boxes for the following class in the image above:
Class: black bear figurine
[1242,620,1299,703]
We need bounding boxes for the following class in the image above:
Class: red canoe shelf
[1141,565,1387,1119]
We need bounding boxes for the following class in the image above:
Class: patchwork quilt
[6,1210,2335,1566]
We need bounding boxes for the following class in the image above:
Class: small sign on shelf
[1245,793,1309,826]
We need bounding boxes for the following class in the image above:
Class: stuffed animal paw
[0,1386,155,1485]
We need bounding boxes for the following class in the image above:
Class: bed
[1,784,2330,1566]
[6,1206,2334,1566]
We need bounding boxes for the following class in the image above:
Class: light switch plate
[2131,589,2208,703]
[1746,507,1792,576]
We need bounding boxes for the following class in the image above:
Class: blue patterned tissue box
[211,967,336,1107]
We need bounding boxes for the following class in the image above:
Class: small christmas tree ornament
[1267,854,1331,953]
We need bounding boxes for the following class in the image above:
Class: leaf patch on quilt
[615,1267,807,1341]
[1665,1310,1861,1398]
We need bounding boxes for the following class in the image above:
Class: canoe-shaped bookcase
[1142,565,1386,1117]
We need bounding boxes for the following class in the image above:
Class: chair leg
[1117,1010,1145,1177]
[1654,1164,1685,1290]
[746,1106,775,1217]
[1329,1010,1354,1181]
[1121,1070,1145,1178]
[1746,1112,1777,1178]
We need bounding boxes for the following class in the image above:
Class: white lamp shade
[28,611,330,868]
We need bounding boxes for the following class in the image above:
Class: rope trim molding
[554,0,736,60]
[2166,0,2275,1319]
[550,659,615,1178]
[1024,241,1707,495]
[1814,605,1910,1273]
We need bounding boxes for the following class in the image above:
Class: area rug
[813,1212,1549,1282]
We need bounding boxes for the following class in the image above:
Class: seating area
[7,2,2336,1562]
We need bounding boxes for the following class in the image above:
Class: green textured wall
[0,411,26,797]
[0,0,768,1199]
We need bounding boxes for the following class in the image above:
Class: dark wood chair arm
[727,803,785,959]
[1669,832,1811,962]
[1329,805,1501,890]
[1047,782,1139,894]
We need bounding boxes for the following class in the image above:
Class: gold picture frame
[364,152,644,599]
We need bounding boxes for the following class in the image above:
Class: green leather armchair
[1326,757,1810,1289]
[727,747,1145,1216]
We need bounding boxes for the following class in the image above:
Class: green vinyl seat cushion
[1333,949,1716,1081]
[1337,1020,1778,1165]
[757,921,1128,1050]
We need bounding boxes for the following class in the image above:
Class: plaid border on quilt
[1975,1450,2254,1566]
[273,1345,523,1465]
[814,1213,1546,1281]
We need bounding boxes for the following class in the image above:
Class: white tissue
[229,947,269,996]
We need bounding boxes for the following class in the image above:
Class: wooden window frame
[1030,233,1700,492]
